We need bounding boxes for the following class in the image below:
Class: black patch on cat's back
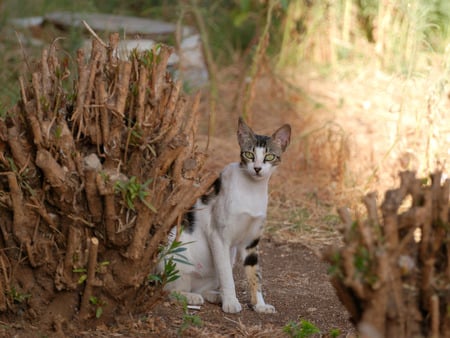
[184,175,221,234]
[182,210,196,233]
[244,253,258,266]
[201,175,221,205]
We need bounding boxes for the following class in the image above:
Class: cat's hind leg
[244,239,276,314]
[171,291,204,305]
[194,277,221,304]
[202,290,221,304]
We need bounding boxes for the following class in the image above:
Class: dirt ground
[0,240,354,338]
[147,239,355,337]
[1,54,449,337]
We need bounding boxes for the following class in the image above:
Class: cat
[160,117,291,314]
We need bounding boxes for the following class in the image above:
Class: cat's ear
[272,124,291,152]
[237,117,255,147]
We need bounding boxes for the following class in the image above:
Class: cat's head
[237,117,291,180]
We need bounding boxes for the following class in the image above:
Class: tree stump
[323,171,450,337]
[0,33,215,325]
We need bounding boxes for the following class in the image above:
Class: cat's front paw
[222,298,242,313]
[254,303,276,314]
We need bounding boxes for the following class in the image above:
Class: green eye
[264,153,276,162]
[242,151,255,160]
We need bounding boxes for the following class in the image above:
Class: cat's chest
[219,163,268,220]
[228,186,267,217]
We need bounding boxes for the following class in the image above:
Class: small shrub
[283,319,320,338]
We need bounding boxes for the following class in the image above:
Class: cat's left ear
[272,124,291,152]
[237,117,256,147]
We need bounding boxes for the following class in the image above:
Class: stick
[363,192,379,226]
[82,20,108,48]
[31,73,44,121]
[337,206,353,231]
[115,61,132,116]
[430,294,439,338]
[35,149,66,192]
[79,237,100,319]
[84,155,103,223]
[7,173,29,243]
[136,64,148,126]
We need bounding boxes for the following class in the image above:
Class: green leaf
[95,306,103,318]
[239,0,250,11]
[142,199,157,213]
[172,257,193,266]
[233,11,250,28]
[148,274,162,283]
[280,0,289,11]
[73,268,87,273]
[169,247,187,254]
[77,274,87,284]
[167,274,181,283]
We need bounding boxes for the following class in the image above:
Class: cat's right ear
[272,124,291,152]
[237,117,255,147]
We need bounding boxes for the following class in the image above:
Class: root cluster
[0,33,214,320]
[324,171,450,337]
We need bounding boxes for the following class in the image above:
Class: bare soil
[0,241,354,338]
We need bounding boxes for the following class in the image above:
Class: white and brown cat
[160,117,291,313]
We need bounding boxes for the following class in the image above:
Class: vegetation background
[1,0,448,104]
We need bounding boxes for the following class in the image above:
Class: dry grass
[238,48,450,249]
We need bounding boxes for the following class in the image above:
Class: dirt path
[148,239,354,337]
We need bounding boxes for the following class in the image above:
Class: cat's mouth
[251,172,266,180]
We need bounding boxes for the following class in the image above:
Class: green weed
[171,292,202,335]
[329,328,342,338]
[89,296,106,319]
[73,260,110,284]
[73,267,88,284]
[148,239,192,288]
[114,176,156,213]
[8,286,31,303]
[283,319,320,338]
[289,207,312,232]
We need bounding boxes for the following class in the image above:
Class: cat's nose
[254,167,262,174]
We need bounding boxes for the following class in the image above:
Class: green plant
[73,260,110,284]
[329,328,342,338]
[322,214,341,226]
[283,319,320,338]
[114,176,156,212]
[289,207,312,232]
[354,245,378,286]
[171,292,202,335]
[148,239,193,288]
[327,252,343,280]
[89,296,106,319]
[73,267,88,284]
[8,286,31,303]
